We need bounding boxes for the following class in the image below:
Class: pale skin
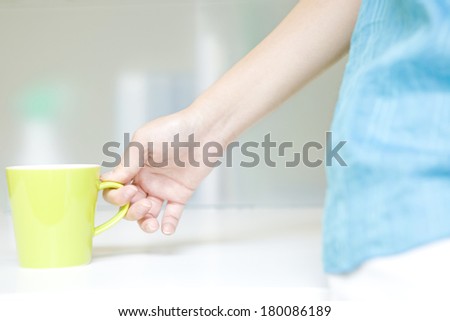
[102,0,361,235]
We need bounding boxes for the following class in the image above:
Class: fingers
[135,196,164,233]
[103,184,151,221]
[103,180,166,233]
[160,201,185,235]
[127,196,163,221]
[138,214,160,234]
[125,198,153,221]
[102,185,139,206]
[102,183,186,235]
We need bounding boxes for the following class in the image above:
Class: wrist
[183,95,239,148]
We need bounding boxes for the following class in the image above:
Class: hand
[101,109,216,235]
[101,0,359,235]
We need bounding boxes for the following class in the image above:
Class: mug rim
[6,164,100,171]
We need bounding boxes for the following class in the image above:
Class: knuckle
[165,214,180,224]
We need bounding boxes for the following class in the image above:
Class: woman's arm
[189,0,361,145]
[102,0,361,234]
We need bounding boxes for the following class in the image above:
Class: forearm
[187,0,360,144]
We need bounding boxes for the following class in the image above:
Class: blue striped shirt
[324,0,450,273]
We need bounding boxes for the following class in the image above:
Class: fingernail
[144,220,158,233]
[162,224,175,235]
[143,222,152,233]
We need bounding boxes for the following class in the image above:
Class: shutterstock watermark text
[102,132,347,168]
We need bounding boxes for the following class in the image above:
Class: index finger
[102,185,140,206]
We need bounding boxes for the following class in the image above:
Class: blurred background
[0,0,346,213]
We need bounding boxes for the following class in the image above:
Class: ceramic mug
[6,164,129,268]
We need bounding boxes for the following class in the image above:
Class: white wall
[0,0,346,211]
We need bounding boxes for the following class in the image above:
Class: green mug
[6,164,129,268]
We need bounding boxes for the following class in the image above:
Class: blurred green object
[17,83,66,121]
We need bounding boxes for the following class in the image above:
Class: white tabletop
[0,207,328,297]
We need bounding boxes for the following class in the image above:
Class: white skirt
[327,237,450,300]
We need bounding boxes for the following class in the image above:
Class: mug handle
[94,181,130,236]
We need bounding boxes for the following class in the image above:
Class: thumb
[101,143,145,184]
